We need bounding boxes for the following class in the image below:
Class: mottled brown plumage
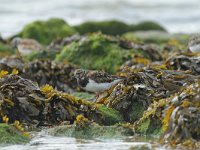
[74,69,123,93]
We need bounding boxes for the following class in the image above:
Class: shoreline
[0,18,199,149]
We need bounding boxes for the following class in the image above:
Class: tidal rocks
[41,84,122,125]
[0,58,77,93]
[166,53,200,75]
[22,59,77,92]
[16,18,76,45]
[0,18,199,148]
[132,79,200,148]
[0,56,25,71]
[162,81,200,148]
[56,33,162,73]
[0,74,122,126]
[47,115,133,139]
[97,68,197,123]
[0,74,45,124]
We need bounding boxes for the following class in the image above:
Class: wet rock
[41,85,122,125]
[162,81,200,148]
[47,34,82,53]
[132,79,200,148]
[22,60,77,92]
[0,58,78,93]
[47,115,133,139]
[0,56,25,71]
[97,68,197,123]
[0,73,122,126]
[118,40,162,61]
[0,74,45,124]
[166,53,200,75]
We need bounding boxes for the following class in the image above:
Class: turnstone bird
[11,37,43,55]
[188,34,200,53]
[74,69,123,93]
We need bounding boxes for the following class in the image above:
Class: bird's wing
[88,71,122,83]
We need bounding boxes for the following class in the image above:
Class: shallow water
[0,0,200,37]
[0,133,165,150]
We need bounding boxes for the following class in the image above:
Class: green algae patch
[25,50,57,61]
[131,21,166,32]
[97,105,123,125]
[48,125,133,139]
[0,124,29,144]
[47,114,132,139]
[74,20,165,36]
[0,43,15,57]
[74,20,130,35]
[72,92,95,101]
[129,102,146,123]
[123,31,189,45]
[134,118,163,136]
[17,18,76,45]
[56,33,140,73]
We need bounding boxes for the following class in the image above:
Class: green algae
[123,31,189,46]
[47,124,133,139]
[74,20,130,35]
[74,20,165,36]
[56,33,146,73]
[72,92,95,101]
[25,50,57,61]
[129,102,146,123]
[98,105,123,125]
[17,18,76,45]
[0,43,15,57]
[0,124,29,145]
[134,118,163,135]
[131,21,166,32]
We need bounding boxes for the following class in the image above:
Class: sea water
[0,0,200,37]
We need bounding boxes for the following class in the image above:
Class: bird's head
[74,69,87,80]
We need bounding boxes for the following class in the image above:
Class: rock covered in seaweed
[74,20,165,36]
[0,74,45,124]
[132,79,200,148]
[41,84,122,125]
[166,53,200,75]
[22,59,77,93]
[47,115,134,139]
[0,58,78,93]
[0,73,122,126]
[16,18,76,45]
[161,81,200,148]
[56,33,162,73]
[97,67,197,123]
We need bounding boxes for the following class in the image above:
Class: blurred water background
[0,0,200,38]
